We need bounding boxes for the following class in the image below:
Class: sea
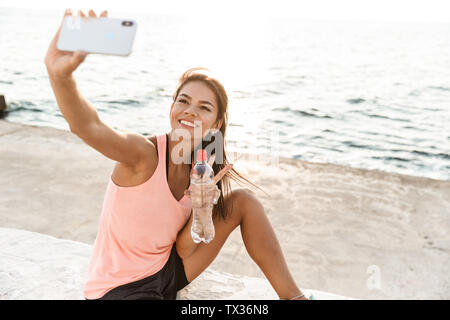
[1,7,449,181]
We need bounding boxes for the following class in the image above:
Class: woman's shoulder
[146,134,157,146]
[146,135,158,157]
[111,134,160,187]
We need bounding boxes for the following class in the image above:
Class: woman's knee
[228,188,264,220]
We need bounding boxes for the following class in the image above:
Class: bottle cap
[196,149,207,162]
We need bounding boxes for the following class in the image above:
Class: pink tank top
[84,133,192,299]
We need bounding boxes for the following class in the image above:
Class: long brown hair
[172,67,267,222]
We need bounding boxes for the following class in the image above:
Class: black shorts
[86,243,190,300]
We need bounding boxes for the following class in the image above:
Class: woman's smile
[179,119,198,129]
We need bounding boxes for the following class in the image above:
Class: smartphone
[57,16,137,56]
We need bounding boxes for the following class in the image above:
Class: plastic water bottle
[190,149,220,244]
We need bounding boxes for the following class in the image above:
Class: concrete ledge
[0,227,353,300]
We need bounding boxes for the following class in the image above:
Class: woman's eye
[178,99,210,111]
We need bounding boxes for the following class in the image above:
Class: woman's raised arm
[44,9,107,133]
[44,9,156,169]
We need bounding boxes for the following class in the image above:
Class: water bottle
[190,149,220,244]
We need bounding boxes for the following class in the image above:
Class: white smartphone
[57,16,137,56]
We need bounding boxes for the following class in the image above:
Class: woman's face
[169,80,222,141]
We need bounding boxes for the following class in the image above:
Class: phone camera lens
[122,21,133,27]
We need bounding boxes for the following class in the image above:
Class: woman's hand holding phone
[44,9,108,80]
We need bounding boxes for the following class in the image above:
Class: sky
[1,0,449,23]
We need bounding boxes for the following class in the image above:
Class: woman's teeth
[180,120,195,128]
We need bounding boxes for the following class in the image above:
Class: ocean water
[0,7,449,181]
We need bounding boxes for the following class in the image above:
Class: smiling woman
[42,7,309,301]
[168,68,266,224]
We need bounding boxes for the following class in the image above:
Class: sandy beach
[1,119,449,299]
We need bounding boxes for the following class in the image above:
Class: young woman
[44,9,307,300]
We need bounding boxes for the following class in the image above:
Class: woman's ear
[215,119,223,131]
[208,120,222,135]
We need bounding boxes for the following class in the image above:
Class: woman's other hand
[184,154,233,207]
